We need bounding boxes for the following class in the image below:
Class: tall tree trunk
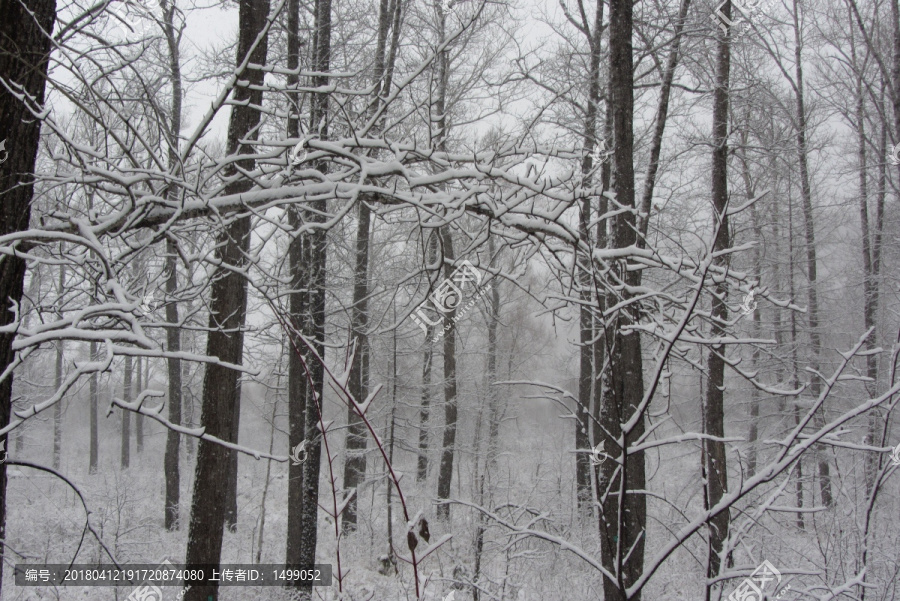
[593,89,611,516]
[435,229,458,521]
[851,19,875,492]
[575,0,604,517]
[384,303,399,571]
[256,358,281,564]
[787,178,805,529]
[121,356,132,469]
[164,238,182,530]
[597,0,646,597]
[741,151,762,478]
[891,0,900,173]
[285,0,307,575]
[162,0,183,531]
[0,0,56,591]
[54,261,65,471]
[342,196,371,533]
[417,337,434,482]
[791,0,832,508]
[183,0,270,597]
[135,356,144,454]
[292,1,331,596]
[704,8,732,591]
[474,239,501,601]
[767,131,787,415]
[341,0,397,533]
[54,340,63,470]
[417,233,438,483]
[638,0,692,244]
[342,199,371,534]
[433,3,457,523]
[89,341,99,474]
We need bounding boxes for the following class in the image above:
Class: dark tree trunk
[121,356,133,469]
[596,0,646,598]
[417,233,438,483]
[89,341,99,474]
[851,17,885,493]
[161,0,184,526]
[432,1,457,524]
[54,264,64,471]
[285,0,307,575]
[473,238,501,601]
[164,241,182,530]
[417,336,434,482]
[435,228,458,522]
[342,0,399,536]
[183,0,270,597]
[135,356,144,453]
[0,4,56,594]
[740,151,761,478]
[291,1,331,597]
[638,0,691,244]
[342,197,371,534]
[786,180,805,529]
[704,6,732,592]
[791,0,831,508]
[384,304,399,570]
